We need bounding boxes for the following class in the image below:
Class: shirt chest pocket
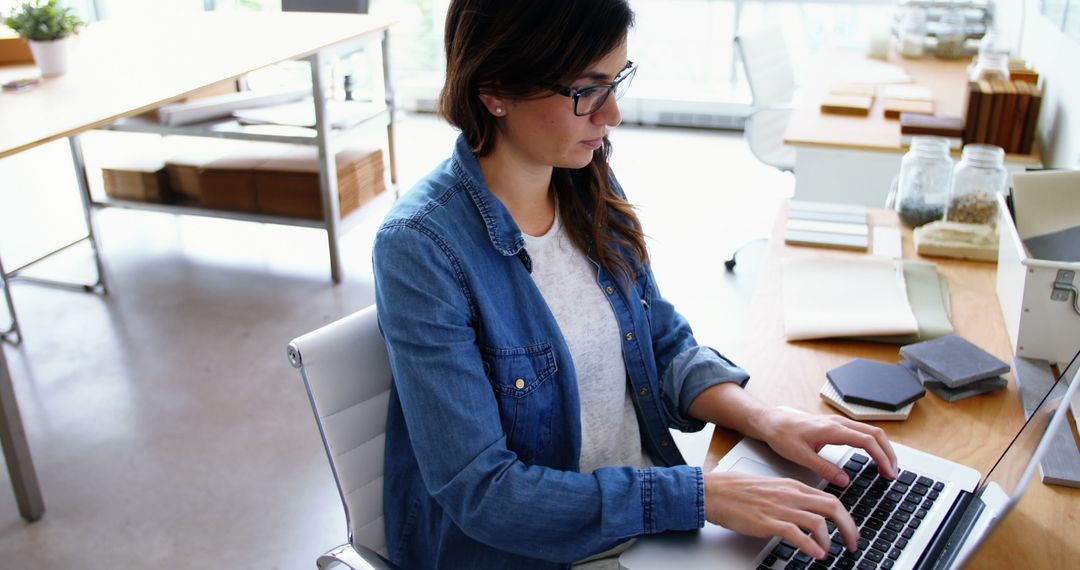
[480,343,557,464]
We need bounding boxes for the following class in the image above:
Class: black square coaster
[899,335,1010,388]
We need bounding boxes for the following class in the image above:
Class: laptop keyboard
[759,453,945,570]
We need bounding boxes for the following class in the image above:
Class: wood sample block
[884,98,934,119]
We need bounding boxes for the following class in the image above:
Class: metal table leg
[309,51,345,285]
[0,254,22,345]
[0,345,43,521]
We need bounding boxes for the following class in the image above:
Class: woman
[372,1,898,567]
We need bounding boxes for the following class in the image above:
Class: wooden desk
[0,11,394,523]
[706,207,1080,568]
[784,50,1041,207]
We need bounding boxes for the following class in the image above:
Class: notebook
[620,365,1080,570]
[820,380,914,421]
[782,256,919,341]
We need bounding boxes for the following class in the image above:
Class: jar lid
[961,144,1005,165]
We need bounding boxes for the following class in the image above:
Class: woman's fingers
[829,418,898,478]
[704,472,860,559]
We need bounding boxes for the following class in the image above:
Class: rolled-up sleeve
[642,267,750,432]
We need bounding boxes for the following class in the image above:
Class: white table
[0,11,396,522]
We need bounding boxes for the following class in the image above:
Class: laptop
[620,363,1080,570]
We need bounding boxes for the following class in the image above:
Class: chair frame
[288,307,397,570]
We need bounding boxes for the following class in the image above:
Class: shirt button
[639,387,650,396]
[606,286,614,295]
[625,332,634,342]
[514,378,525,389]
[660,439,671,447]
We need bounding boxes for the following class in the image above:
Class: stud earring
[494,106,504,115]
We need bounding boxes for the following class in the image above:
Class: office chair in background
[281,0,369,12]
[287,305,397,570]
[727,28,798,270]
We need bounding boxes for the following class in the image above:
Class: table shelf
[103,103,391,146]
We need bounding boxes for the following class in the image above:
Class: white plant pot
[27,37,72,77]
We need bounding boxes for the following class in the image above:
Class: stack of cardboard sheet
[253,146,386,220]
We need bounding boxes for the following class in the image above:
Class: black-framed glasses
[550,61,637,116]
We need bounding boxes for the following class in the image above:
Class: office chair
[287,305,398,570]
[282,0,369,12]
[727,28,798,270]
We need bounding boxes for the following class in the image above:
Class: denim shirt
[373,135,750,569]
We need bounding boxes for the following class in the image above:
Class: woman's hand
[704,471,858,559]
[757,409,898,487]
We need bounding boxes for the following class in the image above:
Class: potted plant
[2,0,85,77]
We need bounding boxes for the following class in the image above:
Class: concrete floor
[0,112,791,568]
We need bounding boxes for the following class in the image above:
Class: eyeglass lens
[576,65,636,116]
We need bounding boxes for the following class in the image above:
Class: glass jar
[896,136,954,227]
[898,9,928,58]
[945,144,1007,225]
[934,11,967,59]
[968,52,1010,82]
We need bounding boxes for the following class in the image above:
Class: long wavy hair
[440,0,649,286]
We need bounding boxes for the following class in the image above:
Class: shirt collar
[450,134,526,257]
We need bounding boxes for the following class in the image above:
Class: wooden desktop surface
[0,11,393,160]
[705,207,1079,568]
[783,49,1041,165]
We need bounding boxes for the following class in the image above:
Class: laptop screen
[950,354,1080,567]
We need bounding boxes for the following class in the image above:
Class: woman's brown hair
[440,0,649,286]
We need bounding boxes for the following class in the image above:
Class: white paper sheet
[782,255,919,340]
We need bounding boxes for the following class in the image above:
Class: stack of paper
[233,99,385,130]
[156,88,309,126]
[784,201,869,251]
[782,255,919,341]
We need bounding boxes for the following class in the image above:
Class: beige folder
[782,256,919,341]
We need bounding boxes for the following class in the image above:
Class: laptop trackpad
[731,456,787,478]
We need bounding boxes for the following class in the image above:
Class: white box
[996,170,1080,369]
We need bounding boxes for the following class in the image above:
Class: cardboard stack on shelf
[101,155,169,202]
[198,145,289,212]
[254,145,386,220]
[962,61,1042,154]
[102,139,385,220]
[187,144,386,219]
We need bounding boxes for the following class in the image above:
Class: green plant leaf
[2,0,85,42]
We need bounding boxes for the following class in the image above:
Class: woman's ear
[478,92,507,117]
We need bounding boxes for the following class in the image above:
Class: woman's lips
[581,138,603,150]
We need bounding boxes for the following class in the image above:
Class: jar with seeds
[946,144,1007,225]
[896,136,954,227]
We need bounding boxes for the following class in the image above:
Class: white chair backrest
[288,305,392,558]
[735,28,796,106]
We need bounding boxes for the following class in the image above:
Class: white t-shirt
[522,214,652,569]
[521,213,652,474]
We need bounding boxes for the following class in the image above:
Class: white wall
[1010,0,1080,168]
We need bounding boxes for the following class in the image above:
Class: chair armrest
[316,543,398,570]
